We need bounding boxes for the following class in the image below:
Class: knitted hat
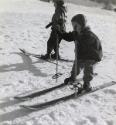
[53,0,64,6]
[71,14,86,28]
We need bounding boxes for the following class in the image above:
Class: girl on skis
[41,0,67,59]
[55,14,103,92]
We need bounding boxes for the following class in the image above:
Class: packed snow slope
[0,0,116,125]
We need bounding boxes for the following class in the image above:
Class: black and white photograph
[0,0,116,124]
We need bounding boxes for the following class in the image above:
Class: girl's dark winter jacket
[46,8,66,32]
[59,27,103,62]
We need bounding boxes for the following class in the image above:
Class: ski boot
[40,54,50,60]
[73,82,92,94]
[73,82,83,94]
[83,83,92,92]
[51,53,60,60]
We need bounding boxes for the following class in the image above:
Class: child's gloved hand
[45,25,49,29]
[45,22,52,29]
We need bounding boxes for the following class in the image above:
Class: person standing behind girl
[41,0,67,59]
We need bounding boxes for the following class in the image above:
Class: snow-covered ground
[0,0,116,125]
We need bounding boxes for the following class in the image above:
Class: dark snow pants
[71,60,97,84]
[47,30,62,56]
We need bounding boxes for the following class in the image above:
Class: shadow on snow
[0,52,48,77]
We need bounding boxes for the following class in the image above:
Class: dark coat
[46,8,66,32]
[59,27,103,62]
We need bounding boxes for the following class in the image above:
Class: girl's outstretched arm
[60,32,74,42]
[45,22,53,29]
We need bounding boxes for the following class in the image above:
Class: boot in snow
[83,82,92,92]
[40,54,50,60]
[51,53,60,60]
[64,76,75,85]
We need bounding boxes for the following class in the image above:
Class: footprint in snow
[49,112,57,121]
[86,116,98,124]
[103,89,116,95]
[84,99,92,104]
[75,120,87,125]
[70,103,77,109]
[4,35,10,39]
[106,120,114,125]
[91,94,100,100]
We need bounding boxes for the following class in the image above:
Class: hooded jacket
[59,27,103,62]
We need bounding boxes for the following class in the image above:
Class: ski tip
[19,48,23,51]
[14,96,21,100]
[111,81,116,85]
[14,96,28,101]
[20,105,29,109]
[112,81,116,83]
[19,48,25,53]
[20,105,37,111]
[20,105,29,110]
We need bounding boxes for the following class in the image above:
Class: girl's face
[72,21,81,33]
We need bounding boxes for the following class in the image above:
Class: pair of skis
[14,81,116,111]
[17,49,116,110]
[14,82,68,101]
[19,49,73,64]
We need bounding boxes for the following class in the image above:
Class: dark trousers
[47,30,62,56]
[71,60,97,84]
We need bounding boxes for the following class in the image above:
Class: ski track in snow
[0,0,116,125]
